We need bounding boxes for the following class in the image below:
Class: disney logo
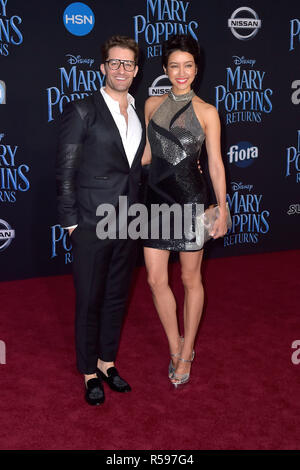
[232,56,256,67]
[231,182,253,192]
[66,55,95,67]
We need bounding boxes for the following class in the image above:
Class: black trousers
[71,226,137,374]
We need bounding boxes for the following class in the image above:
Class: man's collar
[100,87,135,110]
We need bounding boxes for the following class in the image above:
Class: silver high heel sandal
[168,336,184,379]
[171,351,195,388]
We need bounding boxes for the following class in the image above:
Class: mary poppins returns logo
[215,57,273,126]
[225,182,270,247]
[46,54,105,122]
[0,0,23,56]
[0,133,30,203]
[133,0,199,59]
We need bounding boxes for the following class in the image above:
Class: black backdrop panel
[0,0,299,281]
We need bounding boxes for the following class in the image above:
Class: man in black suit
[56,36,145,405]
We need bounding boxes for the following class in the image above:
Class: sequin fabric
[144,90,209,251]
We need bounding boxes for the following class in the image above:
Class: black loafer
[96,367,131,393]
[85,377,105,406]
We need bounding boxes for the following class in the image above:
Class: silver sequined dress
[144,89,209,251]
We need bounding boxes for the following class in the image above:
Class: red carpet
[1,250,300,450]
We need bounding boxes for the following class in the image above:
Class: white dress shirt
[65,88,142,230]
[100,87,142,167]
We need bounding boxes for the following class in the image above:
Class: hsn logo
[63,2,95,36]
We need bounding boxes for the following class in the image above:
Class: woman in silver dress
[142,35,228,387]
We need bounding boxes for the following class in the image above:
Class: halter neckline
[168,89,195,102]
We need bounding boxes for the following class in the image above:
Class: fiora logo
[227,142,258,168]
[63,2,95,37]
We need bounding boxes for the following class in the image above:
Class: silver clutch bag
[195,202,232,247]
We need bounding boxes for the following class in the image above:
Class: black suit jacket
[56,92,146,229]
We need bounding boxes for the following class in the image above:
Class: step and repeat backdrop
[0,0,299,281]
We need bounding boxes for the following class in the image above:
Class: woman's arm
[141,96,167,166]
[141,99,153,166]
[141,138,152,166]
[203,106,228,239]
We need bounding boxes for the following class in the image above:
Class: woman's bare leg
[171,249,204,383]
[144,247,182,366]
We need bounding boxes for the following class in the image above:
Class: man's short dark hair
[101,35,139,64]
